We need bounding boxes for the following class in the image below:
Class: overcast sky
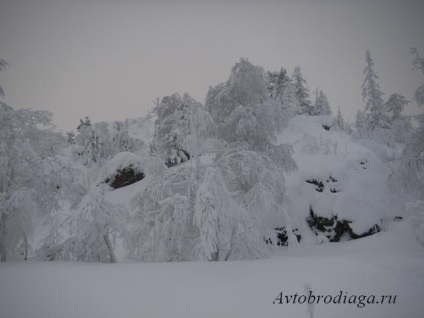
[1,0,423,132]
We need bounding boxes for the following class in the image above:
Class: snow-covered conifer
[355,110,368,137]
[410,48,424,106]
[75,116,92,146]
[399,115,424,197]
[66,131,75,144]
[279,79,300,118]
[361,50,390,132]
[385,93,412,143]
[335,107,345,130]
[267,68,292,100]
[292,66,312,115]
[313,89,332,116]
[84,127,104,166]
[112,120,132,153]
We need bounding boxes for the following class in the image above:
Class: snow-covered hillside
[279,116,403,243]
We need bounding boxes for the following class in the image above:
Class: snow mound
[106,152,144,176]
[279,116,397,241]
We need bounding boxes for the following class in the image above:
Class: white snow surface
[1,222,423,318]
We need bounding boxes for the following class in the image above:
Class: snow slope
[1,222,423,318]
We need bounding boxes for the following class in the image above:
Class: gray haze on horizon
[1,0,423,132]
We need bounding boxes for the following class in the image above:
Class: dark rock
[322,124,331,131]
[306,179,325,192]
[328,176,337,183]
[306,175,339,193]
[359,160,368,169]
[265,227,301,246]
[306,206,381,242]
[105,165,145,189]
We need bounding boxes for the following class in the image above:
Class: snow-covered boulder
[279,116,400,242]
[104,152,145,189]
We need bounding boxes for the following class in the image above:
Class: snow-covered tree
[77,116,91,133]
[411,48,424,74]
[0,59,8,98]
[267,68,291,101]
[205,58,267,124]
[206,59,294,154]
[355,110,368,137]
[152,92,198,166]
[75,116,92,146]
[279,79,300,118]
[193,164,274,261]
[66,131,75,144]
[84,127,104,166]
[410,48,424,106]
[313,89,332,116]
[92,121,114,158]
[189,101,217,179]
[132,60,297,262]
[335,107,345,130]
[292,66,312,115]
[131,165,197,262]
[208,59,297,172]
[388,51,424,201]
[406,201,424,246]
[131,155,283,262]
[385,93,408,121]
[361,50,390,132]
[385,93,412,143]
[0,103,64,261]
[388,51,424,246]
[394,114,424,199]
[266,67,298,118]
[267,71,280,100]
[46,183,129,263]
[112,120,132,153]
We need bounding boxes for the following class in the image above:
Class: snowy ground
[1,222,423,318]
